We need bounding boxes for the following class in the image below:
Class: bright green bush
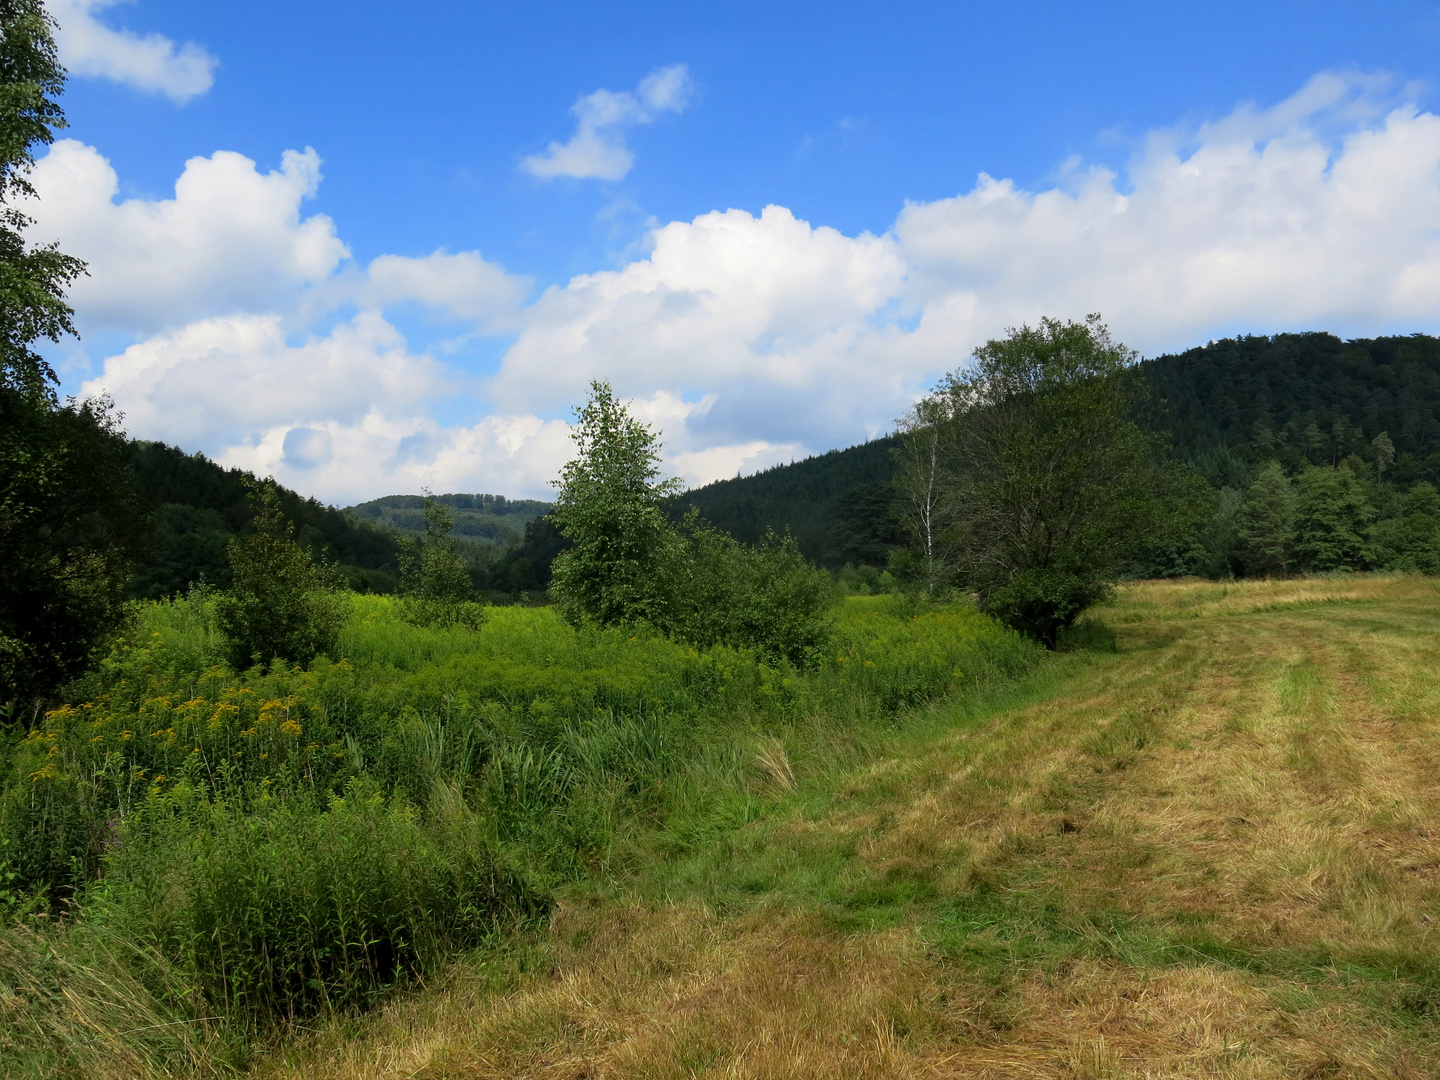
[660,511,834,665]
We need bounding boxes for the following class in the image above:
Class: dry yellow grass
[253,576,1440,1080]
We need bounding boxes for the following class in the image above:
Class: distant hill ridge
[346,493,553,548]
[674,331,1440,570]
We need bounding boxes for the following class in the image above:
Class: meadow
[0,590,1038,1077]
[243,575,1440,1079]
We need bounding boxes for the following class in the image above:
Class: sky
[24,0,1440,503]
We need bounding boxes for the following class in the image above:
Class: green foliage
[0,0,86,399]
[1238,460,1296,577]
[646,332,1440,587]
[0,393,145,705]
[893,395,955,594]
[0,585,1039,1072]
[0,1,139,707]
[215,482,348,670]
[100,784,543,1025]
[1140,332,1440,489]
[548,384,834,660]
[1124,463,1216,579]
[1292,464,1375,573]
[125,440,402,598]
[924,315,1164,646]
[660,510,834,665]
[676,437,902,570]
[397,495,487,631]
[1371,484,1440,573]
[549,381,683,627]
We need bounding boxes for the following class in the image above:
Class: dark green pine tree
[1237,460,1295,577]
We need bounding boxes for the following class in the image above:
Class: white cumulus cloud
[492,72,1440,469]
[522,64,693,181]
[220,411,576,508]
[356,249,531,325]
[51,0,217,104]
[25,141,348,334]
[80,311,449,453]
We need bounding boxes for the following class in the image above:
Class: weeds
[0,589,1037,1075]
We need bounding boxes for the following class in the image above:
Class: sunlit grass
[250,575,1440,1079]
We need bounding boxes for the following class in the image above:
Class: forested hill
[126,441,402,599]
[347,493,552,548]
[671,437,903,570]
[122,331,1440,593]
[1141,332,1440,489]
[674,332,1440,571]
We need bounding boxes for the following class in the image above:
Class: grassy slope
[256,576,1440,1079]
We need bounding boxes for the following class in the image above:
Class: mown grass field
[251,576,1440,1079]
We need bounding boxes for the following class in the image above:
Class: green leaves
[548,382,834,662]
[215,482,348,670]
[549,380,682,629]
[397,495,487,631]
[914,315,1162,647]
[0,392,144,704]
[0,0,86,397]
[1238,460,1296,577]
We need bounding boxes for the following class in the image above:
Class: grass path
[256,577,1440,1079]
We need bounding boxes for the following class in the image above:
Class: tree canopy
[909,315,1171,646]
[0,0,85,399]
[549,381,683,628]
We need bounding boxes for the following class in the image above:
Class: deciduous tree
[216,482,347,670]
[549,381,682,628]
[920,315,1161,647]
[0,1,141,708]
[1292,464,1374,573]
[397,494,487,630]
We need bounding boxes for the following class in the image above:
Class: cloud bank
[51,0,218,103]
[522,64,693,181]
[32,71,1440,504]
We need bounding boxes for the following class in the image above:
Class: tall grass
[0,591,1039,1075]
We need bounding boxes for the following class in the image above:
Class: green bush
[216,482,347,670]
[660,511,834,665]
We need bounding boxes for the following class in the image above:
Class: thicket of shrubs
[549,382,834,664]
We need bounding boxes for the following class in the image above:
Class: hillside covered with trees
[670,331,1440,580]
[126,441,404,598]
[345,492,552,548]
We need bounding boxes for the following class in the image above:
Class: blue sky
[30,0,1440,501]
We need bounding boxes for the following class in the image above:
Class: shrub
[397,496,487,631]
[661,511,834,665]
[215,482,347,670]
